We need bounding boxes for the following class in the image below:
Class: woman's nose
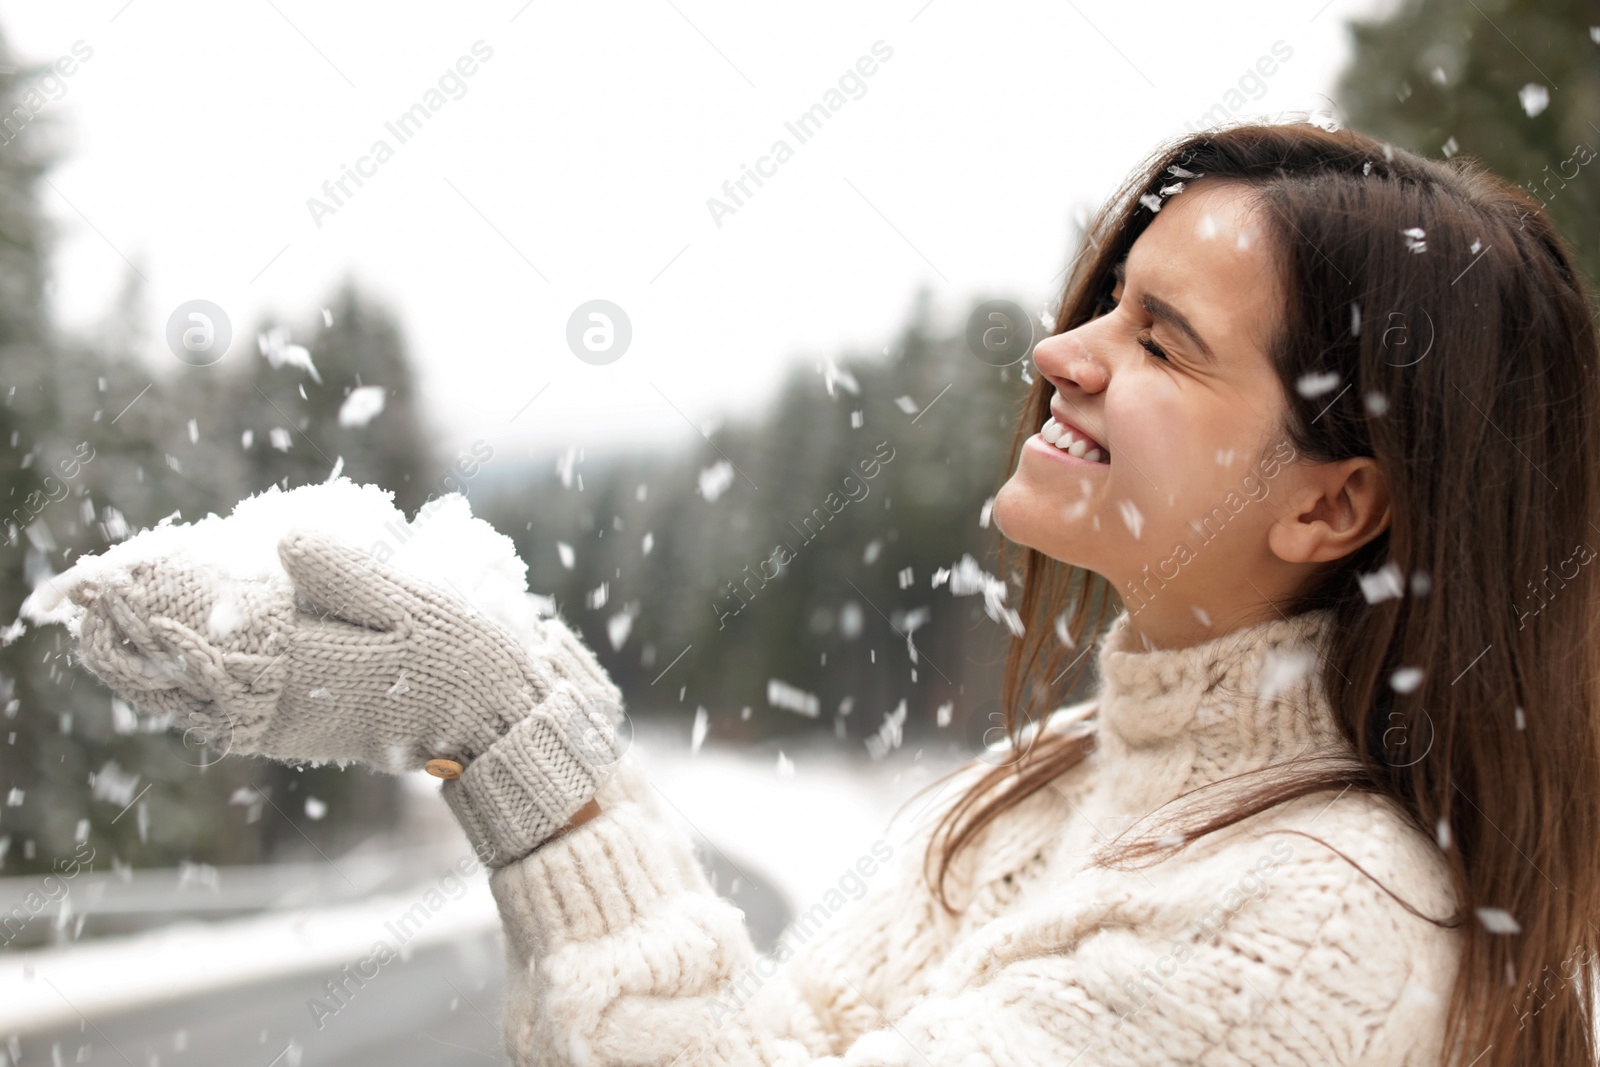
[1032,327,1109,394]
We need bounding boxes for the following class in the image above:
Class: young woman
[69,120,1600,1065]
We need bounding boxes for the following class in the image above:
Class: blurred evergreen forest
[1335,0,1599,289]
[1,0,1593,893]
[476,291,1029,760]
[0,18,447,881]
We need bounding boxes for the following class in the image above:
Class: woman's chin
[992,489,1056,556]
[992,487,1080,564]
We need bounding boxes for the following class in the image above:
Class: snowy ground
[629,719,971,910]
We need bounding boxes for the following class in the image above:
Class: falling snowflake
[865,699,908,760]
[1476,907,1522,935]
[901,606,930,665]
[1350,302,1362,337]
[932,553,1022,635]
[690,706,708,755]
[1259,644,1315,703]
[767,678,820,718]
[1358,561,1405,603]
[1401,227,1427,253]
[820,357,860,398]
[557,541,574,569]
[840,602,864,639]
[386,673,411,698]
[1518,83,1550,118]
[109,697,137,734]
[1118,499,1144,540]
[1389,667,1424,693]
[338,385,387,428]
[269,427,293,452]
[1054,610,1076,649]
[304,796,326,820]
[606,609,633,650]
[1296,371,1341,398]
[91,760,141,806]
[257,326,322,383]
[698,460,735,502]
[1138,192,1164,213]
[894,395,919,415]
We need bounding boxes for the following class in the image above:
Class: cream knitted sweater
[474,607,1463,1065]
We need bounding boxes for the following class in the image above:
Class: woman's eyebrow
[1111,255,1217,364]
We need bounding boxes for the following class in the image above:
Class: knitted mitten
[70,528,624,864]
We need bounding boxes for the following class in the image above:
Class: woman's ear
[1267,456,1391,565]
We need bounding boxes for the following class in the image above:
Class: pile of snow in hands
[19,478,554,653]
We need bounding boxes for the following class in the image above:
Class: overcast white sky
[0,0,1395,462]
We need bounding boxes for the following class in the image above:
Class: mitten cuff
[439,685,620,868]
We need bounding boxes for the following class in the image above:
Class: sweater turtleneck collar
[1084,605,1356,826]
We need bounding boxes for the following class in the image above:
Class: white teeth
[1041,416,1110,462]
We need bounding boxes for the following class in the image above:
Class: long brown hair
[913,121,1600,1066]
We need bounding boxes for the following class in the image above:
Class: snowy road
[14,935,512,1067]
[2,723,973,1065]
[4,846,781,1067]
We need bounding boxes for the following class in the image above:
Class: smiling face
[993,179,1335,649]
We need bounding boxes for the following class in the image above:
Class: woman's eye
[1137,332,1171,362]
[1094,287,1171,363]
[1099,286,1169,361]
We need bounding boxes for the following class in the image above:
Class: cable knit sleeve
[468,757,1460,1067]
[479,746,845,1063]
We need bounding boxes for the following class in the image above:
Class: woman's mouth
[1038,417,1110,463]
